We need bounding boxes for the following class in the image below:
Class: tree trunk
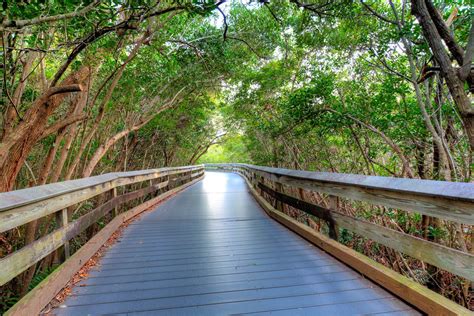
[411,0,474,151]
[82,118,153,177]
[63,33,150,180]
[50,81,90,182]
[0,67,89,191]
[81,86,185,177]
[1,52,37,140]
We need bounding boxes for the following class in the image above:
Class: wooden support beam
[112,187,118,217]
[273,182,283,211]
[258,182,338,240]
[57,209,70,259]
[328,195,339,240]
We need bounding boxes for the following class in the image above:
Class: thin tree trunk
[1,52,37,140]
[64,33,151,180]
[50,81,90,182]
[328,109,416,178]
[82,118,154,177]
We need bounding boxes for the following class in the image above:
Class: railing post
[328,195,339,240]
[149,179,154,197]
[252,172,258,190]
[56,209,70,259]
[329,195,338,211]
[255,173,260,191]
[258,175,265,196]
[112,187,118,217]
[274,182,283,211]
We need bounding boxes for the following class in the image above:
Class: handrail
[0,165,204,286]
[206,163,474,282]
[206,163,474,224]
[0,166,201,212]
[0,165,203,234]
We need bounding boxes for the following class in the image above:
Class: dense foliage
[0,0,472,311]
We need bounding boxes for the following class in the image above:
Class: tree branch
[50,5,185,87]
[460,19,474,80]
[326,108,416,178]
[263,2,281,23]
[30,84,84,111]
[40,113,87,140]
[227,36,267,59]
[216,6,228,41]
[424,0,464,65]
[1,1,101,31]
[359,0,397,25]
[289,0,338,17]
[46,84,84,98]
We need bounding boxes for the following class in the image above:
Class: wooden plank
[0,182,115,234]
[0,166,202,213]
[0,179,180,286]
[273,182,283,211]
[206,164,474,224]
[57,209,70,259]
[0,167,203,233]
[191,171,203,178]
[258,182,474,281]
[0,174,118,211]
[4,175,203,316]
[112,188,118,217]
[258,182,338,240]
[241,175,471,315]
[0,198,117,286]
[328,195,339,240]
[234,164,474,201]
[249,166,474,224]
[331,211,474,281]
[120,175,204,222]
[0,229,65,286]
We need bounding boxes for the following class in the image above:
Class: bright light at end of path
[202,171,229,193]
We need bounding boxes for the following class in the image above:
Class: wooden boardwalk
[53,171,419,315]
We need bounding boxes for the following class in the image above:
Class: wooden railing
[0,165,204,288]
[206,163,473,313]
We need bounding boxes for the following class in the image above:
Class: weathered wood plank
[57,209,70,259]
[331,211,474,281]
[257,182,474,281]
[0,229,65,286]
[241,174,471,315]
[207,164,474,224]
[191,171,203,178]
[0,166,201,211]
[112,188,118,217]
[258,182,338,239]
[0,182,115,234]
[0,166,203,233]
[4,175,203,316]
[0,176,193,286]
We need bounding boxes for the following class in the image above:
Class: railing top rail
[0,165,203,212]
[205,163,474,202]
